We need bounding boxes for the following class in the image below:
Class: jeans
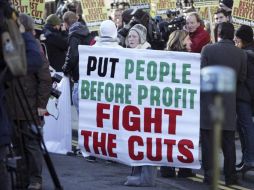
[72,82,79,114]
[237,101,254,166]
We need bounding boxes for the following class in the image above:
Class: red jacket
[189,25,210,53]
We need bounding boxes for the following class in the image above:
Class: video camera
[0,0,27,77]
[51,73,62,99]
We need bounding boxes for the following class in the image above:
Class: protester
[185,12,210,53]
[219,0,233,22]
[234,25,254,174]
[124,24,157,187]
[214,8,229,24]
[200,22,247,186]
[160,30,195,178]
[5,13,51,190]
[111,9,123,30]
[42,14,68,72]
[62,11,92,113]
[94,20,122,48]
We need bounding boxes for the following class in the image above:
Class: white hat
[100,20,117,39]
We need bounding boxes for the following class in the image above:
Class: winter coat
[0,32,44,145]
[93,37,123,48]
[189,25,210,53]
[6,52,52,126]
[236,43,254,103]
[200,39,247,131]
[62,22,92,82]
[42,24,68,72]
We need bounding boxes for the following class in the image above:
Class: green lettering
[182,88,187,108]
[147,61,157,81]
[81,80,90,99]
[172,63,180,83]
[136,60,145,80]
[105,83,114,102]
[97,82,104,101]
[138,85,148,105]
[115,83,124,103]
[159,62,169,82]
[174,88,181,108]
[90,81,97,100]
[182,64,191,84]
[188,89,197,109]
[125,59,134,79]
[125,84,132,104]
[150,86,160,106]
[162,87,173,107]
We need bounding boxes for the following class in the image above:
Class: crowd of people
[0,0,254,189]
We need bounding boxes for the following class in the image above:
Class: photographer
[5,14,51,190]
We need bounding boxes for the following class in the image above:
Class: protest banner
[128,0,151,10]
[193,0,219,7]
[12,0,45,30]
[232,0,254,28]
[150,0,176,18]
[80,0,108,31]
[29,0,45,30]
[78,46,201,168]
[12,0,30,14]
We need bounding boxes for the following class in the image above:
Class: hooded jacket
[62,22,92,82]
[42,24,68,71]
[237,43,254,103]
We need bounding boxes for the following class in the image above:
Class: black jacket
[62,22,92,82]
[43,24,68,72]
[237,43,254,103]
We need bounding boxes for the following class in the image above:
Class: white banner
[78,46,201,168]
[44,74,72,154]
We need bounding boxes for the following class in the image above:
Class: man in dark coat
[200,22,247,186]
[62,11,92,113]
[42,14,68,72]
[234,25,254,170]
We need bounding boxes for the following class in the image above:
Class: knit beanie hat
[235,25,254,43]
[46,14,61,26]
[219,0,233,11]
[100,20,117,39]
[129,24,147,44]
[19,13,34,32]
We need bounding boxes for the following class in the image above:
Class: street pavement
[42,107,254,190]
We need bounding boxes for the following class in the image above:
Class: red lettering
[144,108,162,133]
[164,139,176,162]
[164,109,182,135]
[147,137,162,161]
[96,103,110,128]
[107,134,117,157]
[123,106,140,131]
[81,130,92,152]
[128,136,144,160]
[177,139,194,163]
[113,105,120,130]
[93,132,107,156]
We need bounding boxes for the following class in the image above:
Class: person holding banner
[94,20,123,49]
[160,30,195,178]
[124,24,157,187]
[62,11,92,113]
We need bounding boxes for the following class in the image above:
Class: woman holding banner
[159,30,196,178]
[124,24,157,187]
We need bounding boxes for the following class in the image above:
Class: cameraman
[5,14,51,190]
[0,2,45,189]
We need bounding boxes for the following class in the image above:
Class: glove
[37,108,47,116]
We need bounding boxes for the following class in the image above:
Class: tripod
[9,78,63,190]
